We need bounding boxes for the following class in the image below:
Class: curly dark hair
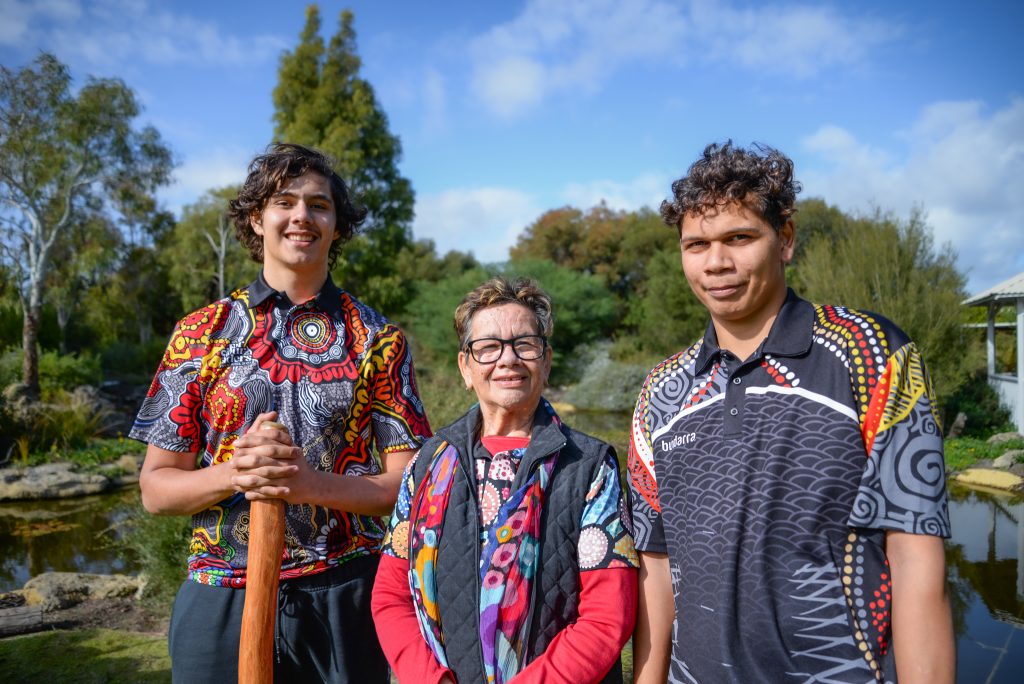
[227,143,367,268]
[660,141,801,232]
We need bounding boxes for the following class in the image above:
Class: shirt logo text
[661,432,697,451]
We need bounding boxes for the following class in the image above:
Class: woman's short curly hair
[453,276,554,351]
[227,143,367,268]
[660,141,801,232]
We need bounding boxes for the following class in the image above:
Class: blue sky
[2,0,1022,294]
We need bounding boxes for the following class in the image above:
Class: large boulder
[20,572,144,611]
[987,431,1024,446]
[993,449,1024,469]
[0,462,109,501]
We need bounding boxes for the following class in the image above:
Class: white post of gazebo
[986,304,996,376]
[1017,298,1024,433]
[964,272,1024,434]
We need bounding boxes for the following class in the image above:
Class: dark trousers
[168,554,388,683]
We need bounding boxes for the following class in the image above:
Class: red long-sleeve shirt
[372,553,637,684]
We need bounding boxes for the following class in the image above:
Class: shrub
[415,366,475,430]
[120,504,191,609]
[2,387,117,458]
[0,347,102,398]
[99,339,169,383]
[564,343,650,413]
[941,370,1014,438]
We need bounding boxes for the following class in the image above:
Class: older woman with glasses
[372,276,638,684]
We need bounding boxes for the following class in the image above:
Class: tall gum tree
[273,6,415,315]
[0,53,173,396]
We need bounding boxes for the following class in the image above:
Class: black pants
[168,554,388,683]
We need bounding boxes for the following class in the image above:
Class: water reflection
[0,488,140,593]
[947,483,1024,683]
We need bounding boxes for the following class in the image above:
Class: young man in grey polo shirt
[628,141,954,684]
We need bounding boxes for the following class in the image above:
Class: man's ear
[250,212,264,236]
[779,220,796,264]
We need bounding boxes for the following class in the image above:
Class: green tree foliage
[511,204,675,300]
[502,258,618,383]
[511,203,702,361]
[623,248,708,360]
[790,198,848,269]
[46,213,122,353]
[798,207,979,405]
[161,186,257,313]
[0,53,173,395]
[273,5,416,315]
[400,266,492,372]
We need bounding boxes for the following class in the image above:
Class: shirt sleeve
[369,325,433,454]
[129,306,226,454]
[578,452,638,570]
[626,374,667,553]
[509,567,638,684]
[371,553,454,684]
[848,341,951,537]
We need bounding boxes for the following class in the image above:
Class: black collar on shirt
[245,270,344,319]
[437,399,568,490]
[693,288,815,375]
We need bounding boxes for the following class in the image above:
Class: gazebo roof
[964,271,1024,306]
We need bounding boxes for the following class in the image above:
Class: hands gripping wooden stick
[239,420,287,684]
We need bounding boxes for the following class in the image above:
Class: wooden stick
[239,421,287,684]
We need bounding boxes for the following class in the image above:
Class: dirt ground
[41,597,169,636]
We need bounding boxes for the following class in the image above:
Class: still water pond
[0,488,139,592]
[0,480,1021,682]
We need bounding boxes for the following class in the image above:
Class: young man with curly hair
[131,143,431,682]
[628,141,954,684]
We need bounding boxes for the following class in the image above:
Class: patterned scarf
[408,402,562,683]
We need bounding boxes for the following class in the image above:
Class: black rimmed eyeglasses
[464,334,547,364]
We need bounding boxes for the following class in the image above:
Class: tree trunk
[56,302,70,355]
[21,305,41,398]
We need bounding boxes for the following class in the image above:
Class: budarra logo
[661,433,697,451]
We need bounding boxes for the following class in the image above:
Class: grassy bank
[0,629,170,683]
[944,436,1024,471]
[0,630,631,683]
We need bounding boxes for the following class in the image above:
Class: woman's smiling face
[458,303,551,420]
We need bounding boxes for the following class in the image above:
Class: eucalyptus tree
[0,53,173,395]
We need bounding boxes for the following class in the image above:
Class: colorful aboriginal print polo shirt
[628,289,949,684]
[130,273,431,588]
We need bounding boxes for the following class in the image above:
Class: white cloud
[421,67,449,134]
[468,0,687,119]
[560,173,669,212]
[0,0,283,68]
[691,0,898,78]
[160,147,251,215]
[799,97,1024,293]
[471,56,547,120]
[0,0,80,45]
[466,0,899,118]
[413,188,542,263]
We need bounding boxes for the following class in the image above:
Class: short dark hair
[453,276,554,351]
[227,143,367,268]
[660,141,801,232]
